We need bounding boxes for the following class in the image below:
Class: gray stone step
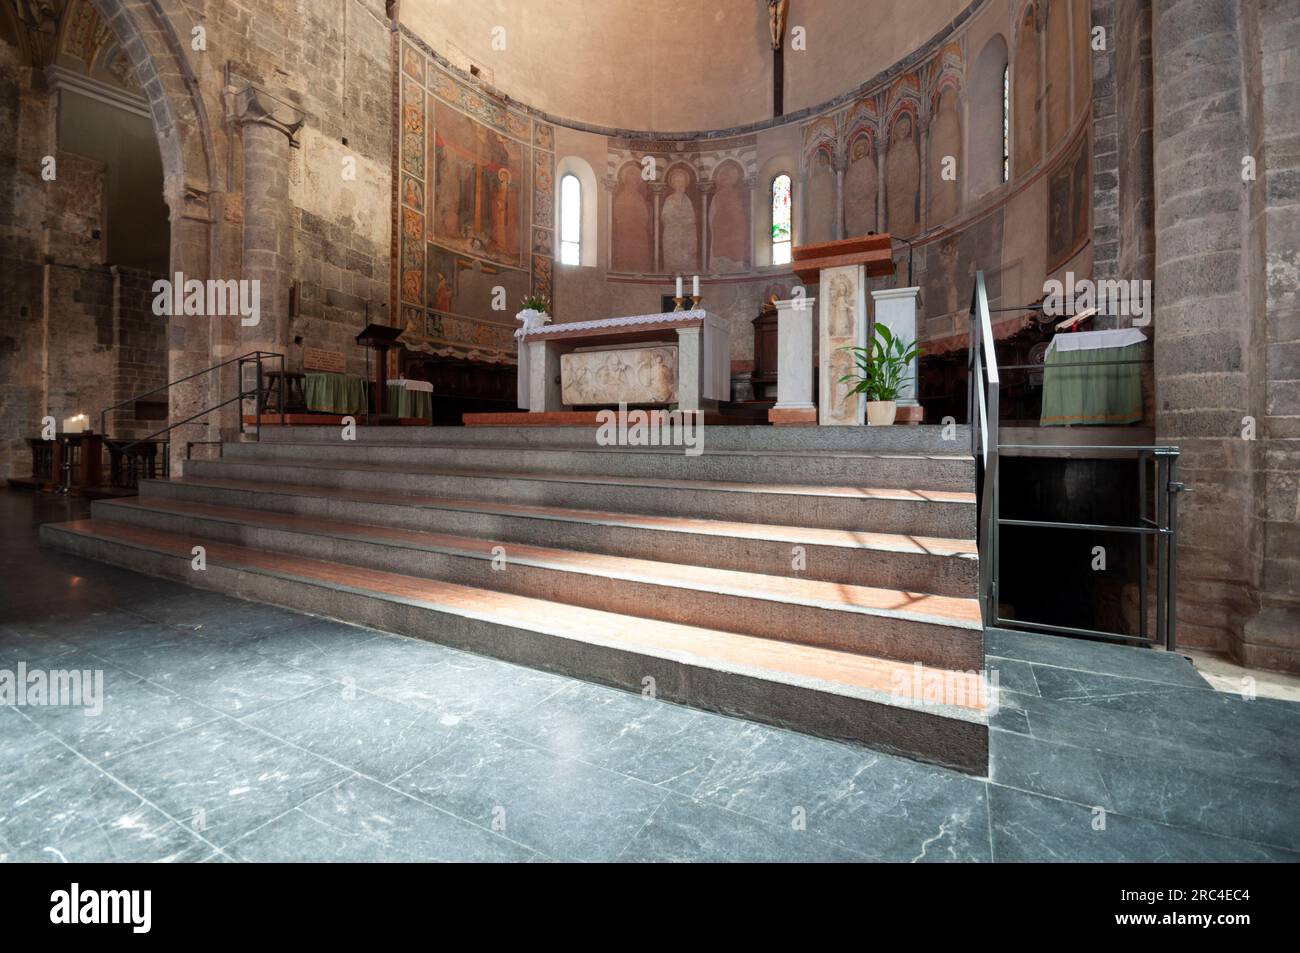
[182,459,977,538]
[92,497,983,671]
[39,517,989,774]
[258,422,972,454]
[221,441,975,491]
[137,477,979,596]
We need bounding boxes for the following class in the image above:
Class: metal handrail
[991,445,1182,651]
[967,271,1000,624]
[98,350,285,461]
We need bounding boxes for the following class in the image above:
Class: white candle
[692,275,700,297]
[675,276,683,298]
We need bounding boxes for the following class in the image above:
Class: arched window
[1002,64,1010,183]
[771,173,792,266]
[559,173,581,265]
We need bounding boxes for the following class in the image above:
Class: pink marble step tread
[151,477,977,554]
[51,519,986,712]
[106,497,982,625]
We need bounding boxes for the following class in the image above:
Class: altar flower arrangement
[515,295,553,411]
[515,294,552,338]
[838,323,922,426]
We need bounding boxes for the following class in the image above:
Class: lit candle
[692,275,700,297]
[675,276,683,298]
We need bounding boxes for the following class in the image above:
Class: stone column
[527,339,564,412]
[871,285,922,420]
[675,326,703,413]
[234,87,304,363]
[1151,0,1262,661]
[768,296,817,425]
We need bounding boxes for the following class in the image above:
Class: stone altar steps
[219,441,976,490]
[134,476,979,595]
[87,496,982,670]
[41,518,987,774]
[181,459,975,538]
[41,423,989,773]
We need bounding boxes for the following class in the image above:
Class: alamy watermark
[1043,272,1151,326]
[595,403,704,456]
[152,272,260,326]
[1,662,104,716]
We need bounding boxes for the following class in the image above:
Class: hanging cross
[769,0,789,117]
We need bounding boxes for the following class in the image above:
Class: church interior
[0,0,1297,865]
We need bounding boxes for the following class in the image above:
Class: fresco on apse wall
[1046,132,1091,272]
[432,103,525,268]
[1014,2,1043,176]
[710,161,750,274]
[797,45,961,246]
[606,136,757,276]
[886,110,921,238]
[922,209,1005,328]
[396,37,553,358]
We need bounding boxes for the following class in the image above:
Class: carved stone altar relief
[560,345,679,406]
[818,264,867,425]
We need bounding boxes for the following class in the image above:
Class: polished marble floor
[2,489,1297,862]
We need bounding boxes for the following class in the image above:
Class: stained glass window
[560,173,581,265]
[772,173,792,266]
[1001,65,1010,183]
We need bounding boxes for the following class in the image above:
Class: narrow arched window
[771,173,792,266]
[559,173,581,265]
[1001,64,1010,183]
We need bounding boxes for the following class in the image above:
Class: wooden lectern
[355,323,404,423]
[774,234,897,426]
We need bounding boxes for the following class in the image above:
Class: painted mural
[606,135,758,276]
[395,36,553,359]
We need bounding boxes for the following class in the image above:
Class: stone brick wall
[1152,0,1300,670]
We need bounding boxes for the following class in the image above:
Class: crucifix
[769,0,789,117]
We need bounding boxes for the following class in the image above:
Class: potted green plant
[838,322,922,426]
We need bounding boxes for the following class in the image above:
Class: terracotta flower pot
[866,399,897,426]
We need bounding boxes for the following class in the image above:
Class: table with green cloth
[1040,328,1146,426]
[386,379,433,421]
[304,372,368,414]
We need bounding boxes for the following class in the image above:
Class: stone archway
[89,0,227,469]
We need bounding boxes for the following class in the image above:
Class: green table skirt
[304,373,368,415]
[387,383,432,421]
[1040,345,1143,426]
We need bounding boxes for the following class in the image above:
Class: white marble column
[676,326,703,412]
[871,285,921,406]
[771,296,817,419]
[527,339,565,412]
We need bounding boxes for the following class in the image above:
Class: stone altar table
[518,309,730,413]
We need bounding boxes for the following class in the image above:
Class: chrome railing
[966,271,1000,624]
[965,271,1184,649]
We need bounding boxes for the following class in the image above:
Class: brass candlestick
[690,295,702,310]
[673,296,685,312]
